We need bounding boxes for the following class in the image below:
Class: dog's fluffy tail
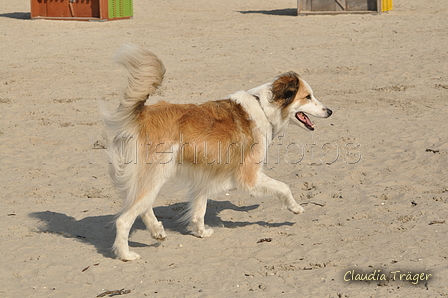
[103,43,165,132]
[102,44,165,213]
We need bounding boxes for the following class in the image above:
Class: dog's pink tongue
[297,112,314,128]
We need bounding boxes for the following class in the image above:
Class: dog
[103,44,332,261]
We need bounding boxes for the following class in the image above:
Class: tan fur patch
[135,99,263,189]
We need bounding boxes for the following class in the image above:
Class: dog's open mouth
[296,112,315,131]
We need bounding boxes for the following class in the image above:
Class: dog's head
[272,72,332,131]
[249,72,332,132]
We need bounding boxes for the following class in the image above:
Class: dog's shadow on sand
[29,200,295,259]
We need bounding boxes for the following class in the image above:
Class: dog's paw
[288,204,304,214]
[119,251,141,262]
[152,221,167,240]
[193,228,214,238]
[153,231,167,240]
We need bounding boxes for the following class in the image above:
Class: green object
[108,0,133,19]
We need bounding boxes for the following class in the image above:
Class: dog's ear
[272,71,300,106]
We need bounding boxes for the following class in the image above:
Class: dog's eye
[306,95,312,100]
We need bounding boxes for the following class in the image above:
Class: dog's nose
[326,108,333,117]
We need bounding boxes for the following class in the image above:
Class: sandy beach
[1,0,447,297]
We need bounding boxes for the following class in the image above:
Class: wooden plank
[31,16,98,21]
[305,0,313,11]
[347,0,377,10]
[297,0,312,12]
[335,0,347,10]
[99,0,109,19]
[298,10,379,15]
[72,0,100,18]
[297,0,381,14]
[30,15,132,21]
[30,0,48,18]
[348,0,366,10]
[312,0,336,11]
[46,0,71,18]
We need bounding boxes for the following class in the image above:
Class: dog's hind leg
[113,178,166,261]
[113,204,145,261]
[253,173,304,214]
[141,208,167,240]
[187,191,214,238]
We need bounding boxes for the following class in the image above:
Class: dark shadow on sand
[238,8,297,17]
[0,12,31,19]
[29,200,296,259]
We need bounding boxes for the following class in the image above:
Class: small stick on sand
[96,288,131,297]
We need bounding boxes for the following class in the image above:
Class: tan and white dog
[103,44,332,261]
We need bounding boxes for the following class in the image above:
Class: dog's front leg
[254,173,304,214]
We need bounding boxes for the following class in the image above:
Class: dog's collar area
[251,94,274,141]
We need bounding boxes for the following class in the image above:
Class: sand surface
[1,0,447,297]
